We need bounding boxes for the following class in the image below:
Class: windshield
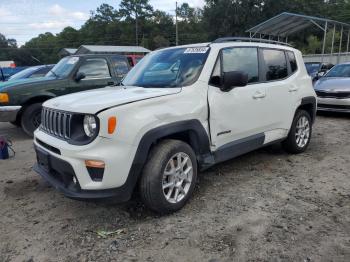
[325,64,350,77]
[122,47,210,88]
[46,57,79,78]
[305,63,320,74]
[8,67,38,80]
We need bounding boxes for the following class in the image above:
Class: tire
[10,118,21,127]
[282,110,312,154]
[139,139,198,214]
[21,103,42,137]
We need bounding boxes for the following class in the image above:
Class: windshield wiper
[49,70,59,78]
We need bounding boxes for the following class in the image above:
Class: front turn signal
[108,116,117,134]
[0,93,9,103]
[85,160,105,168]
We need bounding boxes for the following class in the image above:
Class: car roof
[156,41,298,53]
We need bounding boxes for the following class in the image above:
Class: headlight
[83,115,97,137]
[68,114,99,145]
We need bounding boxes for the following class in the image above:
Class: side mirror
[75,72,86,82]
[318,71,325,77]
[221,71,248,92]
[314,71,325,81]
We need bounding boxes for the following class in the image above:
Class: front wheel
[282,110,312,154]
[21,103,42,137]
[139,139,198,214]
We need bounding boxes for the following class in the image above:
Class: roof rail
[212,37,292,47]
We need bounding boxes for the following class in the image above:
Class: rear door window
[261,49,288,81]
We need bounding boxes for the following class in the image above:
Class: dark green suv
[0,54,130,136]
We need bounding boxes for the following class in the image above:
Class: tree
[119,0,154,45]
[4,0,350,65]
[90,3,120,23]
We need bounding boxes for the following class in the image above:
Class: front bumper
[33,144,134,201]
[0,106,21,122]
[317,97,350,113]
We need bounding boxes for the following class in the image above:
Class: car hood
[0,76,56,91]
[44,86,181,114]
[314,77,350,92]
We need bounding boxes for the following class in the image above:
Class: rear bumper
[33,145,133,201]
[0,106,21,122]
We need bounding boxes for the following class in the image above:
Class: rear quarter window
[287,51,298,73]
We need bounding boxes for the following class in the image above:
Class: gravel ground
[0,112,349,262]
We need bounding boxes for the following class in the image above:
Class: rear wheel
[282,110,312,154]
[139,139,197,214]
[21,103,42,137]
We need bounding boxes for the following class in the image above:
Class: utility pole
[135,11,138,46]
[176,1,178,46]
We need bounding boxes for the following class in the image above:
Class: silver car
[314,62,350,112]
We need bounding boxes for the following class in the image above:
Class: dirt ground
[0,112,349,262]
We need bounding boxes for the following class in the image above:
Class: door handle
[108,81,115,86]
[253,91,266,99]
[289,86,299,92]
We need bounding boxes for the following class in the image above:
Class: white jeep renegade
[33,38,316,214]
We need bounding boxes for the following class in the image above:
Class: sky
[0,0,205,46]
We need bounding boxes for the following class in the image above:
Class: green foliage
[1,0,350,66]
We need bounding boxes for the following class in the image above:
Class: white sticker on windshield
[184,47,209,54]
[67,57,79,64]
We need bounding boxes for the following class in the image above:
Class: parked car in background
[0,61,27,81]
[0,67,28,81]
[8,65,55,81]
[0,54,131,136]
[0,61,16,68]
[305,62,334,81]
[0,68,4,82]
[126,54,144,67]
[33,38,316,214]
[314,62,350,112]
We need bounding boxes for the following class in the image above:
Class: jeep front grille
[41,107,72,140]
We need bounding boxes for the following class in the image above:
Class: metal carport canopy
[247,12,350,59]
[247,12,350,38]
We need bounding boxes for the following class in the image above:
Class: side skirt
[212,133,265,165]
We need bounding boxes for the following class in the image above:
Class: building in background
[74,45,150,66]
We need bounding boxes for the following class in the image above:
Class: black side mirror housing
[313,71,325,81]
[75,72,86,82]
[221,71,248,92]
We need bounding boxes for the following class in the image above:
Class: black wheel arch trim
[120,119,211,201]
[300,96,317,123]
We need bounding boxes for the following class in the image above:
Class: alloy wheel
[162,152,193,204]
[295,115,310,148]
